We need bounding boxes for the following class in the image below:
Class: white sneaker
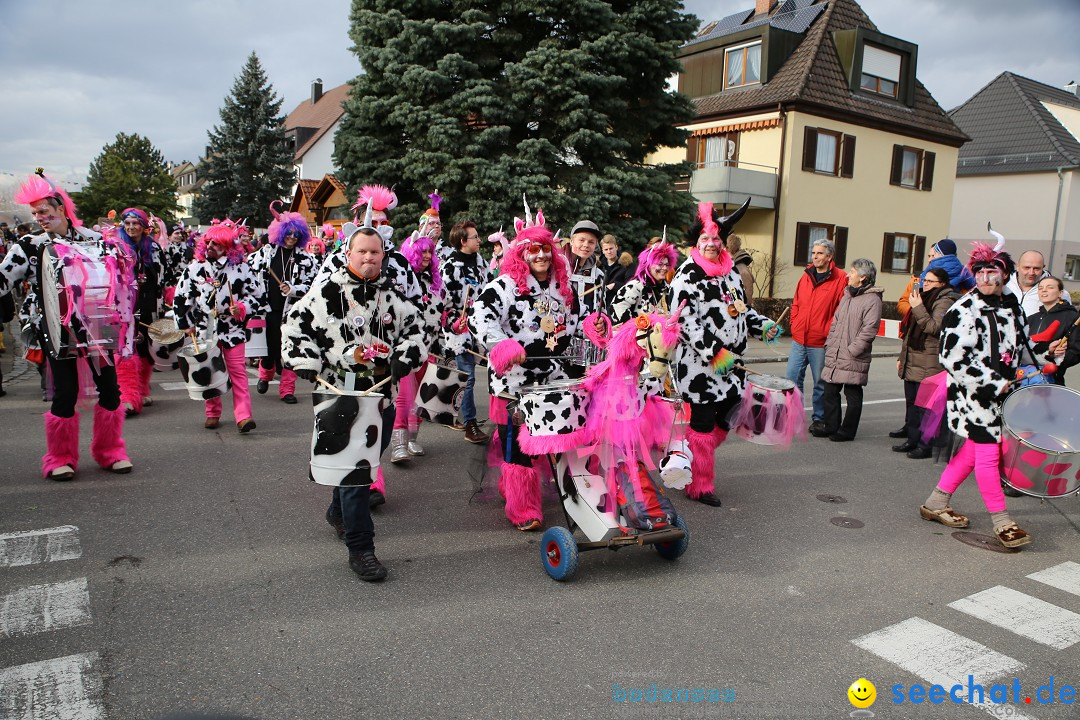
[108,460,133,474]
[49,465,75,481]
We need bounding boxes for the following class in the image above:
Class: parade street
[1,342,1079,720]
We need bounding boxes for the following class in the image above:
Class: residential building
[288,173,351,233]
[169,161,205,224]
[948,73,1080,291]
[284,79,349,186]
[653,0,967,298]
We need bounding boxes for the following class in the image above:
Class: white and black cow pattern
[468,273,582,397]
[669,256,771,405]
[163,242,190,286]
[177,344,231,400]
[309,391,387,487]
[415,363,469,425]
[247,243,318,316]
[173,257,267,348]
[609,277,670,327]
[939,291,1025,443]
[518,383,590,438]
[281,267,428,393]
[439,250,488,356]
[312,247,422,302]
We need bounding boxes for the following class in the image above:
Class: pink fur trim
[116,356,143,413]
[371,466,386,494]
[42,411,80,477]
[691,246,733,277]
[517,425,593,456]
[90,404,129,469]
[499,462,542,525]
[489,339,526,374]
[697,202,718,238]
[582,312,611,349]
[489,396,510,425]
[685,428,719,498]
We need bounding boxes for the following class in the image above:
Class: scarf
[691,247,733,277]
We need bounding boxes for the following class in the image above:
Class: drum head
[748,374,796,392]
[147,318,185,345]
[1001,384,1080,498]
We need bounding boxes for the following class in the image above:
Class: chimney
[311,78,323,104]
[755,0,773,16]
[1065,80,1080,98]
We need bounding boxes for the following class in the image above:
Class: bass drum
[1000,384,1080,498]
[39,243,123,359]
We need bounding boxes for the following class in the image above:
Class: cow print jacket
[173,257,267,348]
[670,255,771,405]
[281,266,428,396]
[247,243,318,316]
[469,273,582,397]
[163,242,190,287]
[439,250,487,356]
[939,290,1025,443]
[610,277,670,326]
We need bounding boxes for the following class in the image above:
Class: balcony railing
[675,160,778,209]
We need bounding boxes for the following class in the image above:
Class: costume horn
[987,222,1005,252]
[718,197,751,240]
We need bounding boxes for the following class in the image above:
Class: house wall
[300,124,339,180]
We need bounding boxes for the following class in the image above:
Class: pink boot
[116,356,143,415]
[138,357,153,406]
[90,404,132,473]
[369,467,386,508]
[501,462,542,530]
[42,412,80,480]
[686,428,722,506]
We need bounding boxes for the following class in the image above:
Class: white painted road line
[1028,561,1080,598]
[0,578,92,639]
[948,585,1080,650]
[0,652,104,720]
[159,377,277,392]
[0,527,81,568]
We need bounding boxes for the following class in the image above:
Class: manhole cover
[952,531,1017,554]
[830,517,864,529]
[816,494,848,503]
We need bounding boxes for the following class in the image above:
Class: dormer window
[860,45,901,98]
[724,41,761,89]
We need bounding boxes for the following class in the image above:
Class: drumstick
[466,349,488,361]
[191,334,201,354]
[360,375,392,396]
[268,268,283,286]
[774,307,789,326]
[314,375,344,395]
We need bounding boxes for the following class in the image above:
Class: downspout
[1048,166,1065,275]
[769,103,787,298]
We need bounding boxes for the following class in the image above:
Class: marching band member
[248,202,317,404]
[163,222,190,307]
[564,219,610,372]
[610,238,679,326]
[282,223,429,582]
[0,170,135,479]
[173,219,266,432]
[670,200,779,507]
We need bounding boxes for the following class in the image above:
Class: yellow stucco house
[653,0,968,299]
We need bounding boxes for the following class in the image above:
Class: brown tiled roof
[689,0,967,146]
[297,179,319,202]
[284,83,350,161]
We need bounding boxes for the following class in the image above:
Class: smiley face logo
[848,678,876,708]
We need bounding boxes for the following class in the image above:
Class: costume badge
[733,299,747,314]
[353,315,366,330]
[545,336,558,351]
[727,304,738,318]
[382,312,392,325]
[540,317,556,334]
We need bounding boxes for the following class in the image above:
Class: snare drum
[1000,384,1080,498]
[516,379,591,455]
[147,318,185,371]
[177,341,231,401]
[245,317,268,358]
[39,243,125,359]
[416,361,469,426]
[309,391,387,487]
[732,374,806,447]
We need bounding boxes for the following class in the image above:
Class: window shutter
[794,223,810,266]
[802,127,818,171]
[882,232,895,271]
[863,45,902,82]
[921,151,935,191]
[840,135,856,178]
[889,145,904,186]
[833,226,848,268]
[687,136,699,167]
[913,236,927,274]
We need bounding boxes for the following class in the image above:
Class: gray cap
[570,220,601,239]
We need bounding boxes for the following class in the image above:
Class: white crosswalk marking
[0,527,81,568]
[948,585,1080,650]
[0,578,92,640]
[1028,561,1080,598]
[0,653,104,720]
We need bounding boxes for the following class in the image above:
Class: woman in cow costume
[0,170,136,479]
[610,238,679,326]
[173,219,266,432]
[248,202,317,405]
[670,200,780,507]
[281,225,429,582]
[469,204,609,530]
[919,233,1031,548]
[113,208,168,417]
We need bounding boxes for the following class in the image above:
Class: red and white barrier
[877,319,901,339]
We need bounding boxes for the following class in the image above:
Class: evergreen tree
[74,132,179,223]
[194,52,295,227]
[334,0,699,246]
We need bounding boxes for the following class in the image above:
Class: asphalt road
[1,335,1078,720]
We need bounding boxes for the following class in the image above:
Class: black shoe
[325,508,345,541]
[1002,480,1023,498]
[368,489,385,509]
[810,424,833,438]
[828,432,855,442]
[906,446,933,459]
[256,379,269,394]
[888,427,908,439]
[281,394,297,404]
[691,492,723,507]
[892,440,917,453]
[808,420,825,436]
[349,551,387,582]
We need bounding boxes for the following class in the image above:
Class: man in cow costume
[173,219,266,432]
[469,202,608,530]
[248,202,317,405]
[670,200,780,507]
[0,170,135,479]
[282,219,428,582]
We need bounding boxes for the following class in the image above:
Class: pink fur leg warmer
[42,411,80,478]
[500,461,542,526]
[90,403,129,469]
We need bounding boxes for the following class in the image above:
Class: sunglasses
[525,244,552,258]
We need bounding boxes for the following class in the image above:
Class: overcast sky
[1,0,1076,190]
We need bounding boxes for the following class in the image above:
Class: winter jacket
[898,287,958,382]
[1006,273,1073,319]
[173,256,267,349]
[789,263,847,347]
[1026,301,1080,384]
[920,254,975,293]
[822,285,884,386]
[247,243,317,316]
[439,250,487,356]
[731,249,755,306]
[896,275,916,319]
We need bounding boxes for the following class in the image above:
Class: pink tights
[206,343,253,423]
[936,439,1006,513]
[393,363,427,430]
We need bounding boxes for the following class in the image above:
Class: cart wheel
[656,515,690,561]
[1001,480,1022,498]
[540,526,579,581]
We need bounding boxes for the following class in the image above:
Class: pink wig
[15,172,83,227]
[194,219,244,265]
[400,232,443,292]
[501,225,572,303]
[267,201,311,249]
[697,202,719,238]
[633,241,679,283]
[308,238,326,255]
[321,223,335,239]
[351,184,398,216]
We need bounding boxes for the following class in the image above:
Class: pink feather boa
[582,311,611,349]
[489,338,526,374]
[691,247,733,277]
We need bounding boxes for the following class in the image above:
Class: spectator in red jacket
[784,238,847,433]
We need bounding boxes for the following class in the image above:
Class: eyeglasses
[526,244,552,258]
[466,234,480,241]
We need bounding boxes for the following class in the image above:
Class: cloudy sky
[1,0,1076,191]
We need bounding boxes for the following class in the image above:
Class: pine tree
[334,0,699,246]
[73,132,179,223]
[194,52,295,227]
